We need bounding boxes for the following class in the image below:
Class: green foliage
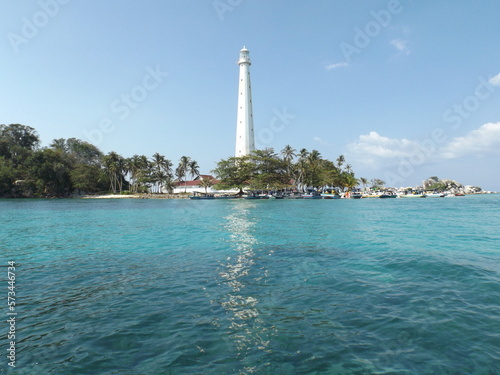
[249,149,291,190]
[0,157,15,196]
[0,123,365,198]
[0,124,40,168]
[212,155,255,192]
[426,182,446,191]
[70,164,108,193]
[102,153,119,194]
[370,178,385,189]
[0,124,40,151]
[198,176,215,193]
[213,148,359,193]
[27,149,73,196]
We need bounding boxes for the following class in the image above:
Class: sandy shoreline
[81,194,189,199]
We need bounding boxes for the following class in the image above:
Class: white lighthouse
[235,46,256,157]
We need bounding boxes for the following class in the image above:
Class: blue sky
[1,0,500,190]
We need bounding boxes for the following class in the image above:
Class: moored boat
[302,192,322,199]
[399,193,426,198]
[426,192,446,198]
[379,192,397,198]
[362,194,380,198]
[189,194,215,200]
[284,193,303,199]
[270,193,285,199]
[321,193,341,199]
[243,192,270,199]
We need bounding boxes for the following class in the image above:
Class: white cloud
[390,39,410,55]
[345,124,500,189]
[488,73,500,87]
[347,123,500,170]
[325,62,348,71]
[346,131,420,168]
[441,122,500,159]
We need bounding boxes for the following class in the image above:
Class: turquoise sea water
[1,195,499,374]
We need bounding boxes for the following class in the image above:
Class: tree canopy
[0,124,374,198]
[212,147,360,193]
[0,124,197,197]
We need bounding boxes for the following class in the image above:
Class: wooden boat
[399,193,426,198]
[302,192,322,199]
[379,193,397,198]
[362,193,382,198]
[284,194,303,199]
[189,194,215,200]
[426,193,446,198]
[271,194,285,199]
[321,193,341,199]
[244,194,269,199]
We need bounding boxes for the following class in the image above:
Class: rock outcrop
[422,177,482,194]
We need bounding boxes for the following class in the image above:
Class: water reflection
[218,201,274,371]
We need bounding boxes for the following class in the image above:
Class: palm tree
[126,156,139,193]
[343,173,359,192]
[103,152,123,193]
[281,145,295,164]
[371,178,385,190]
[164,159,173,179]
[177,156,191,193]
[116,156,127,193]
[298,148,308,160]
[294,148,309,191]
[152,153,165,171]
[305,150,322,189]
[188,160,200,181]
[360,177,368,192]
[163,158,174,192]
[175,165,183,182]
[154,170,170,194]
[281,145,296,182]
[199,176,215,194]
[130,155,152,193]
[50,138,67,152]
[151,153,168,193]
[336,154,345,169]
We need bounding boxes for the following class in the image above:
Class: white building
[171,175,239,195]
[234,46,256,157]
